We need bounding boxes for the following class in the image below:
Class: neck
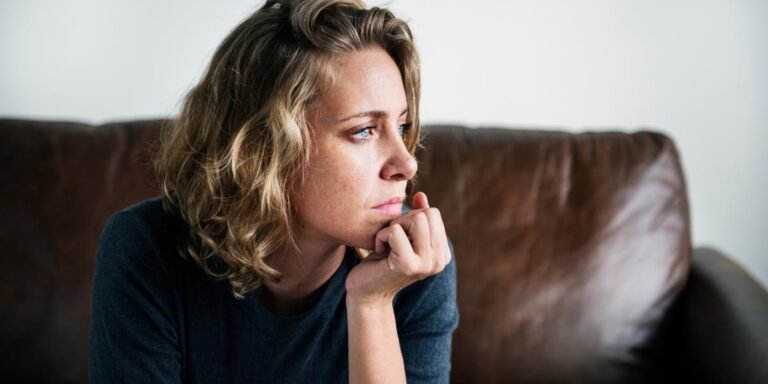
[258,241,347,316]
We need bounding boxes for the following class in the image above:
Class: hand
[345,191,451,306]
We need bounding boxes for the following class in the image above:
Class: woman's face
[290,46,417,251]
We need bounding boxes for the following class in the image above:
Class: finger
[390,191,429,229]
[375,225,392,256]
[387,209,432,256]
[374,222,414,257]
[411,191,430,210]
[387,223,421,274]
[424,207,450,266]
[388,206,425,231]
[365,249,387,261]
[408,211,432,256]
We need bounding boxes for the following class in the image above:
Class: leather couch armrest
[683,247,768,383]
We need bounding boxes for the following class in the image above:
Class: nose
[380,124,418,182]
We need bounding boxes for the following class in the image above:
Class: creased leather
[0,120,692,383]
[413,126,691,383]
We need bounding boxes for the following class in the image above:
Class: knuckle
[402,261,421,277]
[407,208,425,216]
[422,258,436,277]
[432,258,444,273]
[407,260,426,278]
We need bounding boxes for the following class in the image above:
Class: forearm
[347,296,407,384]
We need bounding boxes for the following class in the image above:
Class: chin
[336,215,392,252]
[342,232,377,252]
[349,239,376,253]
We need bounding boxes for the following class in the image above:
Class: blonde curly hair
[154,0,422,298]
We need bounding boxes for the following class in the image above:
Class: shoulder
[92,197,189,325]
[91,198,186,380]
[101,196,185,248]
[102,196,184,240]
[96,196,187,277]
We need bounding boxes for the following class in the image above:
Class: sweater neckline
[229,246,357,339]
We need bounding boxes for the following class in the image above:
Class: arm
[347,295,406,384]
[346,244,458,384]
[395,246,458,383]
[89,211,182,383]
[346,192,457,383]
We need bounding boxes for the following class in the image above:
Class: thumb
[411,191,430,210]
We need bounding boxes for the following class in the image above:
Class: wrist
[345,292,395,310]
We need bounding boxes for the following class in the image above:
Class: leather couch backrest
[414,126,691,383]
[0,119,162,382]
[0,120,691,383]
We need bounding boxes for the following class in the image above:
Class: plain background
[1,0,766,287]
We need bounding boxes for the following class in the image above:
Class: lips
[373,196,405,217]
[373,196,405,208]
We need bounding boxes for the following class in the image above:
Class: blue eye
[351,123,413,142]
[352,127,374,140]
[399,123,413,136]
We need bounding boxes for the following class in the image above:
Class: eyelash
[352,123,413,142]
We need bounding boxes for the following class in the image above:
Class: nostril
[382,156,417,181]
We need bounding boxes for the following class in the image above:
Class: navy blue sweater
[89,197,458,383]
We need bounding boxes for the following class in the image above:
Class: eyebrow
[337,108,409,123]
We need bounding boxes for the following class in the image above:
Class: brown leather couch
[1,119,767,383]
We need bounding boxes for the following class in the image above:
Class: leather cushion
[414,126,691,383]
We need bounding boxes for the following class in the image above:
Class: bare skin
[259,46,451,383]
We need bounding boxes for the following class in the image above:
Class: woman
[90,0,458,383]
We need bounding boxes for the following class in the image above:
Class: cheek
[299,150,384,243]
[301,149,372,212]
[313,142,373,184]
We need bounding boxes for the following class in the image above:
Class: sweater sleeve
[89,210,183,383]
[395,239,460,384]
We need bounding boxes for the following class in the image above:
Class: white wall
[2,0,766,287]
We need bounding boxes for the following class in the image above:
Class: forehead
[311,46,407,122]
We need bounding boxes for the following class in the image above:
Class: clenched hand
[345,191,451,305]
